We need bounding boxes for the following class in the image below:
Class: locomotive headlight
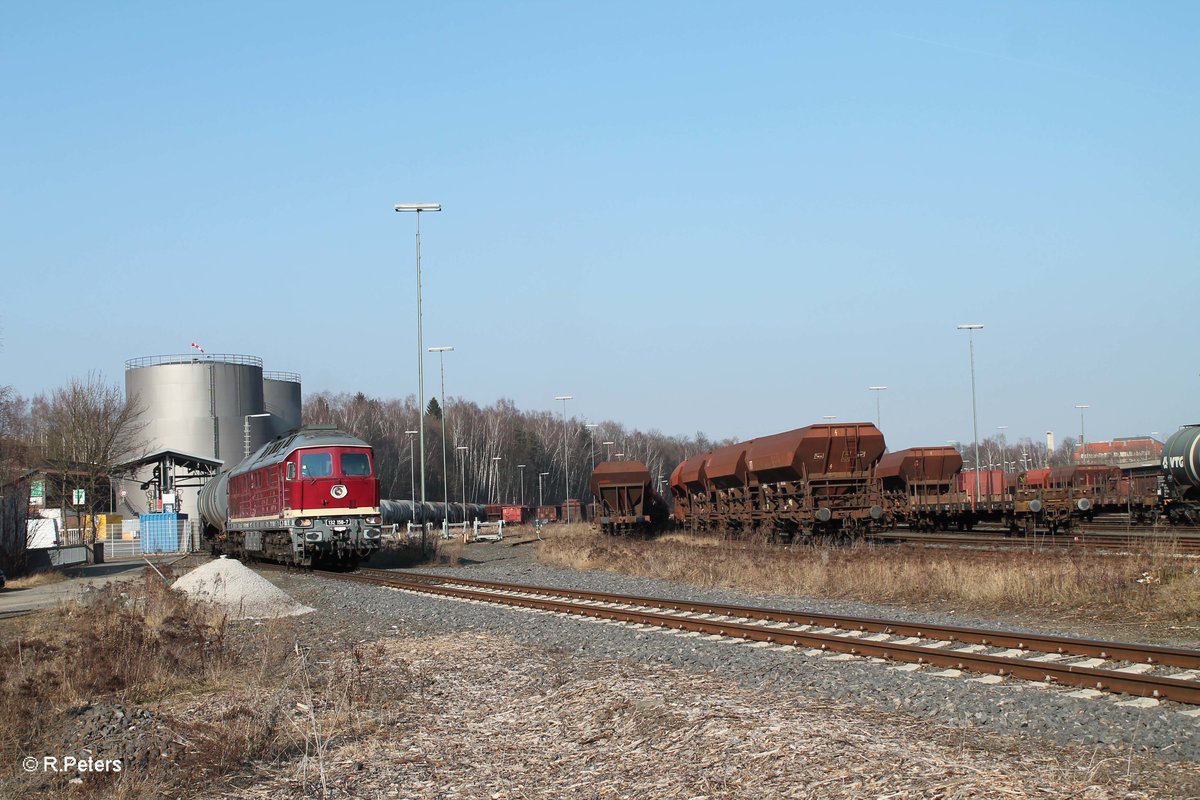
[366,516,381,525]
[295,518,313,528]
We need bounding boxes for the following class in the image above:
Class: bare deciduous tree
[33,373,149,542]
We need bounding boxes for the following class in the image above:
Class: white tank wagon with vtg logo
[198,425,382,567]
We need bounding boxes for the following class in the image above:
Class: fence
[90,519,202,560]
[106,520,201,559]
[26,545,90,571]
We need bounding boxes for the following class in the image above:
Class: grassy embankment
[536,524,1200,631]
[0,566,416,799]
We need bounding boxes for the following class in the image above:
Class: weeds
[6,570,69,589]
[536,524,1200,626]
[0,566,416,799]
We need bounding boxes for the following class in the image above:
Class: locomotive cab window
[300,452,333,478]
[341,452,372,477]
[287,462,296,481]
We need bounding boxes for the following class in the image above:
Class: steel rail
[865,530,1200,553]
[369,569,1200,670]
[332,568,1200,704]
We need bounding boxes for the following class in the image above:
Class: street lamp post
[243,413,270,458]
[868,386,887,429]
[602,441,614,461]
[1075,404,1090,451]
[456,445,468,527]
[822,415,837,424]
[538,471,550,538]
[585,424,598,470]
[491,456,502,503]
[957,323,984,505]
[395,202,442,549]
[405,429,419,508]
[518,464,526,508]
[429,345,454,518]
[555,395,573,522]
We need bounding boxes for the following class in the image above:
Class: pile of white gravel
[172,557,314,620]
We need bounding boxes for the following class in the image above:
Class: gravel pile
[61,702,183,770]
[174,557,313,619]
[264,544,1200,766]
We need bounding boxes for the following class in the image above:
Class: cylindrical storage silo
[263,371,303,439]
[126,354,265,464]
[125,354,266,517]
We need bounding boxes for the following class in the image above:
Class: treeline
[302,392,726,507]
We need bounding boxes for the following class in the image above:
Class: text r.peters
[22,756,123,773]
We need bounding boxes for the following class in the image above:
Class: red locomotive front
[204,425,382,567]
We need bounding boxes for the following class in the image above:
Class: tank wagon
[589,460,669,535]
[379,499,489,527]
[199,425,381,567]
[1161,425,1200,524]
[670,422,887,541]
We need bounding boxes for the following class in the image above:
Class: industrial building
[1072,437,1162,467]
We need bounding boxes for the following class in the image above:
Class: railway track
[866,529,1200,553]
[280,565,1200,707]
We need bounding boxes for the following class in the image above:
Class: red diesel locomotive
[199,425,382,567]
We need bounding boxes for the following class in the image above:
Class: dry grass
[6,570,69,589]
[0,566,418,799]
[536,524,1200,629]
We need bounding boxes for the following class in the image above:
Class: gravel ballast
[260,542,1200,768]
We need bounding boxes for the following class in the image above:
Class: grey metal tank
[124,354,300,517]
[380,501,490,526]
[126,354,266,464]
[263,371,303,439]
[1162,425,1200,492]
[197,469,232,533]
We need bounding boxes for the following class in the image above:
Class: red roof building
[1072,437,1162,466]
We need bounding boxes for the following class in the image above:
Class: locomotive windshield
[341,452,372,477]
[300,452,333,478]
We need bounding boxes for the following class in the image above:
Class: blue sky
[2,2,1197,449]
